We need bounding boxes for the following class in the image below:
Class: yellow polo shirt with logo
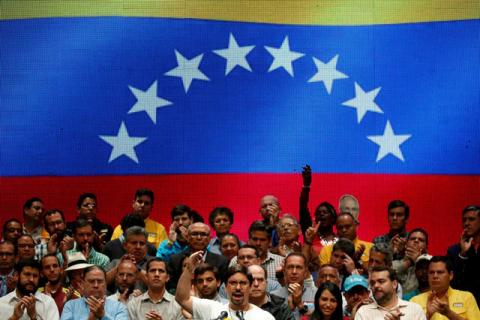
[111,217,167,249]
[319,237,373,266]
[411,287,480,320]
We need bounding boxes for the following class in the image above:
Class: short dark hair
[226,265,253,285]
[332,238,355,258]
[429,256,454,273]
[41,253,60,267]
[408,227,429,246]
[76,193,97,209]
[219,233,240,249]
[248,220,272,239]
[285,252,307,267]
[23,197,43,213]
[388,200,410,220]
[170,204,192,220]
[73,218,92,234]
[238,244,260,258]
[134,188,154,204]
[15,258,42,273]
[370,266,397,281]
[43,209,65,227]
[2,218,22,237]
[336,212,358,225]
[208,207,234,227]
[194,263,220,281]
[462,205,480,217]
[146,257,167,272]
[120,213,146,231]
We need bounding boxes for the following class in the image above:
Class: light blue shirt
[156,239,188,262]
[61,297,128,320]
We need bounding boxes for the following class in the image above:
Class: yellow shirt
[319,237,373,266]
[411,287,480,320]
[111,217,167,249]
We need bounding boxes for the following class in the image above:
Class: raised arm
[175,251,204,314]
[299,165,313,235]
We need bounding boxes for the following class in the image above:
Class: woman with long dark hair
[311,282,345,320]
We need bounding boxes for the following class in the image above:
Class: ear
[449,271,454,282]
[393,279,398,292]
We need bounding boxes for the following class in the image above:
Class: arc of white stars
[99,122,147,163]
[213,33,255,75]
[308,55,348,94]
[342,82,383,123]
[264,36,305,77]
[164,50,210,93]
[127,80,172,124]
[367,120,412,162]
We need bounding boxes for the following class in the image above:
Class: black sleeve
[299,186,313,236]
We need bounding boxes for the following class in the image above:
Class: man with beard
[105,226,151,289]
[176,251,275,320]
[61,266,128,319]
[248,264,294,320]
[107,260,141,304]
[35,209,74,264]
[156,205,193,262]
[66,219,109,269]
[38,254,80,314]
[127,257,182,320]
[0,259,59,320]
[0,241,17,297]
[355,266,425,320]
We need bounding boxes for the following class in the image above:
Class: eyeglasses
[189,232,209,238]
[278,222,297,229]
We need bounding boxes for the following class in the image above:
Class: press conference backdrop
[1,1,479,254]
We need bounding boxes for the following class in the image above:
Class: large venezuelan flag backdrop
[1,1,479,254]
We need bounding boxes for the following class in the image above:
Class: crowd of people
[0,166,479,320]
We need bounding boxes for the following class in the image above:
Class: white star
[213,33,255,75]
[99,122,147,163]
[367,121,412,162]
[308,55,348,94]
[342,82,383,123]
[164,50,210,93]
[264,36,305,77]
[127,81,172,124]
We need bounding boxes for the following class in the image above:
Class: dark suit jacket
[166,248,228,293]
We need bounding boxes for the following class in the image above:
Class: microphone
[236,310,245,320]
[213,311,228,320]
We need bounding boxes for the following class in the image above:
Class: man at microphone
[176,250,275,320]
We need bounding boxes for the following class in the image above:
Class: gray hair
[125,226,148,241]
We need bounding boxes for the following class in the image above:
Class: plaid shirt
[230,251,284,282]
[66,246,110,269]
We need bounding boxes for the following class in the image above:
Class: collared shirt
[230,252,284,282]
[23,224,50,244]
[319,237,373,266]
[66,246,110,269]
[0,289,59,320]
[127,290,182,320]
[355,298,426,320]
[107,291,136,304]
[61,296,128,320]
[392,258,418,295]
[156,239,188,262]
[271,283,317,320]
[111,218,167,249]
[411,287,480,320]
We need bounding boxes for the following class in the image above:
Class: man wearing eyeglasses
[176,252,275,320]
[167,223,228,293]
[0,241,16,297]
